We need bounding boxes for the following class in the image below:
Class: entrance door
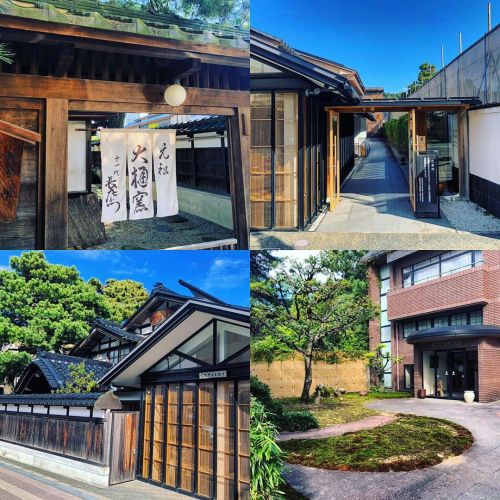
[449,351,465,399]
[327,110,340,211]
[109,411,139,485]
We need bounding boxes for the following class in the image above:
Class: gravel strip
[440,197,500,233]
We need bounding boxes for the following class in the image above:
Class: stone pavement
[277,415,395,442]
[284,398,500,500]
[0,457,186,500]
[316,138,454,234]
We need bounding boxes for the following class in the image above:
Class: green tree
[56,362,100,394]
[250,251,281,282]
[366,344,402,388]
[251,251,378,402]
[0,351,32,386]
[0,43,14,64]
[103,279,149,323]
[407,62,437,94]
[0,252,110,357]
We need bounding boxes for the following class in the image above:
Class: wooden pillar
[227,107,249,250]
[44,99,68,249]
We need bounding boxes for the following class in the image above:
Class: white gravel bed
[440,197,500,233]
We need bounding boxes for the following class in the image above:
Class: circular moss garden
[281,414,473,472]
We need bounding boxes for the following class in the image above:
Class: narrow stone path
[284,398,500,500]
[277,415,395,441]
[316,138,455,234]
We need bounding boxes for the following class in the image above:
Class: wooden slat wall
[0,412,106,464]
[252,358,369,398]
[0,106,41,249]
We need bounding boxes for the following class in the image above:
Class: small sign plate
[199,370,227,380]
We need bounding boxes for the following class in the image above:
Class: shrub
[250,397,285,500]
[383,114,408,154]
[277,411,319,432]
[251,376,319,432]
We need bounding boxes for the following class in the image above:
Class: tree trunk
[300,355,313,402]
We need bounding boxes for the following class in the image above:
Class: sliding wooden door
[327,110,340,210]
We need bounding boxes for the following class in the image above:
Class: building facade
[366,250,500,403]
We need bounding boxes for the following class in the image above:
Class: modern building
[365,250,500,403]
[0,280,250,498]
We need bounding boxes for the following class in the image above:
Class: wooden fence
[0,412,107,464]
[252,358,368,398]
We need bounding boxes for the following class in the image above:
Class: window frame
[401,251,483,288]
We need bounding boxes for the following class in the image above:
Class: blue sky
[252,0,499,92]
[0,251,250,307]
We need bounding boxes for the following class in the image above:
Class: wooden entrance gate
[109,411,139,485]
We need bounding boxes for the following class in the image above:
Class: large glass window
[250,92,298,229]
[217,321,250,364]
[403,309,483,335]
[402,251,483,287]
[178,323,213,365]
[404,365,414,390]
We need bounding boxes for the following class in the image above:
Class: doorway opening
[422,349,478,400]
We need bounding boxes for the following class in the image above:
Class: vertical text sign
[153,130,178,217]
[100,129,127,223]
[127,131,153,220]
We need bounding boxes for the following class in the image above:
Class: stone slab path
[284,398,500,500]
[316,138,455,234]
[278,415,395,441]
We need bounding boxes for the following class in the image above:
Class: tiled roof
[159,116,226,135]
[94,318,142,342]
[0,0,248,49]
[0,392,103,407]
[16,351,112,392]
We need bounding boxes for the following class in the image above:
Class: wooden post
[227,107,249,249]
[44,99,69,249]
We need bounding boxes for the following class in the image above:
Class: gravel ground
[91,211,234,249]
[440,197,500,234]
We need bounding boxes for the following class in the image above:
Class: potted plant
[464,390,475,403]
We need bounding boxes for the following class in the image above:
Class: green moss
[279,391,410,428]
[281,414,473,472]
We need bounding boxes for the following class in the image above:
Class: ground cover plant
[279,390,409,428]
[281,414,473,472]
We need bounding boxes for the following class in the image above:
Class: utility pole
[488,1,492,31]
[459,32,463,54]
[441,45,445,69]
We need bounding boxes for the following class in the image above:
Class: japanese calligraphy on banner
[127,131,154,220]
[152,130,178,217]
[100,130,127,223]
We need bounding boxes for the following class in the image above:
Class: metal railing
[166,238,238,250]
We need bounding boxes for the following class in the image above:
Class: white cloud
[201,257,248,292]
[0,265,10,272]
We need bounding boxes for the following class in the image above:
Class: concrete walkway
[316,138,455,234]
[278,415,395,442]
[0,457,185,500]
[284,398,500,500]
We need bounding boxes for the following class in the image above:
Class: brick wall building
[364,250,500,403]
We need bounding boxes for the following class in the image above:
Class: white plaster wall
[469,106,500,184]
[0,441,109,487]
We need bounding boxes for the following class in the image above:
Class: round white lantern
[164,82,187,106]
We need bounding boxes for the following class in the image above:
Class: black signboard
[414,150,440,218]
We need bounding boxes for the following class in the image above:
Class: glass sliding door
[250,92,298,229]
[141,380,249,499]
[275,93,298,228]
[250,93,272,228]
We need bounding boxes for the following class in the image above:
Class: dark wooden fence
[177,146,229,195]
[0,412,106,464]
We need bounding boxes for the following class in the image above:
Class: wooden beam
[0,17,248,66]
[68,101,235,116]
[54,43,75,78]
[157,58,202,83]
[0,119,41,144]
[227,107,250,249]
[44,99,69,249]
[0,73,248,109]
